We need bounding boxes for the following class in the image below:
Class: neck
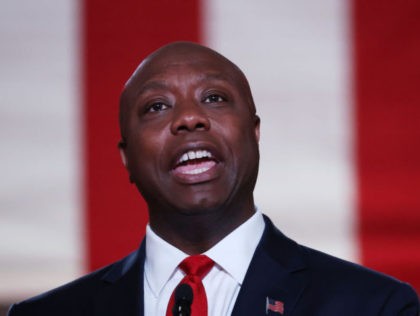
[148,199,256,254]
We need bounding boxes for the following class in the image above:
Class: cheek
[127,128,168,171]
[233,120,259,160]
[218,118,259,176]
[225,117,258,149]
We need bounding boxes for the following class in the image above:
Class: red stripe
[83,0,202,270]
[354,1,420,292]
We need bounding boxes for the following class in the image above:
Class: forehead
[125,50,244,94]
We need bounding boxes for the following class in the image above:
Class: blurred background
[1,0,419,313]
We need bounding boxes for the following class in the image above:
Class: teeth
[183,166,211,175]
[180,153,188,163]
[178,150,212,164]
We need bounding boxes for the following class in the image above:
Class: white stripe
[203,0,357,261]
[0,0,82,300]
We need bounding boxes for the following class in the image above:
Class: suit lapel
[92,242,146,316]
[232,216,308,316]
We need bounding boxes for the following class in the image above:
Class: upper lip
[170,141,222,170]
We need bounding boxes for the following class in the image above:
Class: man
[8,42,419,315]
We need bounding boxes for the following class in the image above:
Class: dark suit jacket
[8,216,419,315]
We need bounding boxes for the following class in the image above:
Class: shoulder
[261,215,419,314]
[8,265,111,316]
[300,245,419,314]
[301,243,415,294]
[8,250,141,316]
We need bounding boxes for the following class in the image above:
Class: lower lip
[171,160,219,183]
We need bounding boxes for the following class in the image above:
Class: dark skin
[119,42,260,254]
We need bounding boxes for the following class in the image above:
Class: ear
[119,140,135,183]
[254,115,260,142]
[118,139,128,167]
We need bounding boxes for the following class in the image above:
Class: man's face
[120,46,260,217]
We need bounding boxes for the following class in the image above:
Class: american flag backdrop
[1,0,419,302]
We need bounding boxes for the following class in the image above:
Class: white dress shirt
[143,210,265,316]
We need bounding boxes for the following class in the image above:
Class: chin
[173,195,227,215]
[179,202,221,215]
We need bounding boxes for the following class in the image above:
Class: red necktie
[166,255,214,316]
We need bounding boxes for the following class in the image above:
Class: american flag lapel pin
[266,297,284,315]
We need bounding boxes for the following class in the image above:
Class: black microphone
[172,283,193,316]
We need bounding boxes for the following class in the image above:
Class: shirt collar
[145,224,187,298]
[144,210,265,297]
[204,210,265,285]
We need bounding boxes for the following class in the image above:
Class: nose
[170,100,211,134]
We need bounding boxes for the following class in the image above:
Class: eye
[203,94,226,103]
[147,102,170,113]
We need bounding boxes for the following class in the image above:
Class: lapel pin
[266,297,284,315]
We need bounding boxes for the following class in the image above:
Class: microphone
[172,283,193,316]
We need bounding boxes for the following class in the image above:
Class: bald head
[119,42,256,139]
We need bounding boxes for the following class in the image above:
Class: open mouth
[173,149,218,175]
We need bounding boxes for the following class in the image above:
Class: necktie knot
[179,255,214,279]
[166,255,214,316]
